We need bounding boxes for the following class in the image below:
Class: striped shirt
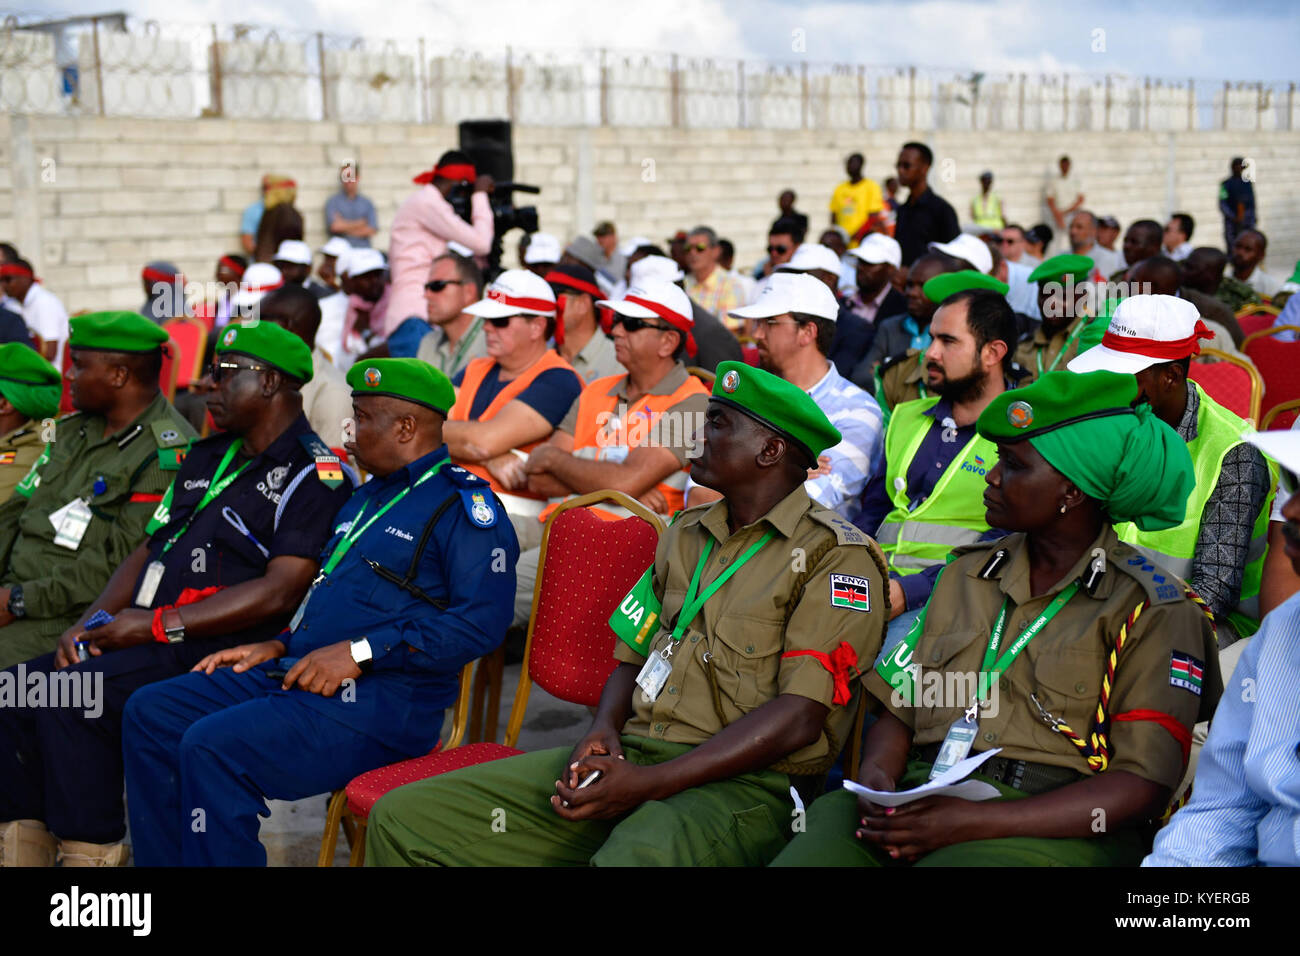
[1143,591,1300,867]
[804,362,884,524]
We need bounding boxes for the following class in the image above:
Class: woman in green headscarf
[0,342,62,501]
[772,369,1222,867]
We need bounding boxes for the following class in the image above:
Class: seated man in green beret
[0,312,197,669]
[365,361,890,866]
[0,343,63,502]
[1012,253,1103,383]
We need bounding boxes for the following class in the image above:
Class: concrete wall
[3,113,1298,313]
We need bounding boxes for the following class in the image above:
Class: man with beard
[854,289,1018,660]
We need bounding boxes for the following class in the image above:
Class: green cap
[710,361,841,462]
[68,310,169,353]
[1029,253,1094,284]
[0,343,61,420]
[923,270,1009,303]
[978,370,1194,530]
[347,358,455,416]
[215,321,313,384]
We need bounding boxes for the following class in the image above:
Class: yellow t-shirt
[830,179,884,243]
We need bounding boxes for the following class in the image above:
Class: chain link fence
[2,11,1296,132]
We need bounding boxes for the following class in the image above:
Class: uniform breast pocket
[912,628,984,729]
[706,617,784,712]
[1028,649,1102,750]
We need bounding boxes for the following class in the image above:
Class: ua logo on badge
[222,327,238,346]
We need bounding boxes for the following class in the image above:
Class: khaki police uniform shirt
[614,485,888,771]
[1012,316,1089,384]
[878,351,924,413]
[0,423,47,503]
[0,392,196,620]
[866,526,1222,792]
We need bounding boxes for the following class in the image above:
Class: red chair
[1243,327,1300,418]
[1188,348,1262,424]
[157,335,180,402]
[1262,399,1300,431]
[162,316,208,391]
[316,490,665,866]
[1235,312,1279,339]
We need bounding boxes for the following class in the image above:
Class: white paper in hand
[843,748,1004,807]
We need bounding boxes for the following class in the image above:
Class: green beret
[215,321,313,384]
[68,310,169,353]
[979,369,1138,442]
[347,358,455,416]
[1028,254,1094,284]
[0,343,61,420]
[923,270,1009,303]
[710,361,841,462]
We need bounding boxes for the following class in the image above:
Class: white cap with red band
[598,279,696,356]
[630,255,685,284]
[729,272,839,323]
[231,263,284,308]
[466,269,558,318]
[1067,294,1210,375]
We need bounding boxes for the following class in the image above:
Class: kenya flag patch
[1169,651,1204,695]
[830,573,870,612]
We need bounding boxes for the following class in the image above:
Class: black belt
[916,744,1085,796]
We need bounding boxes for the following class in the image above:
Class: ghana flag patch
[1169,651,1204,695]
[314,454,344,488]
[830,573,870,612]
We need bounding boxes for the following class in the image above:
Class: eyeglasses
[756,318,804,329]
[685,243,710,253]
[424,279,465,293]
[612,314,673,333]
[485,314,535,328]
[208,360,271,383]
[767,244,791,255]
[998,238,1020,245]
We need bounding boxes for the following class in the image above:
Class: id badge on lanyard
[930,703,980,779]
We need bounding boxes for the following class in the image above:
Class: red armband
[782,641,860,706]
[1113,709,1193,764]
[151,585,226,643]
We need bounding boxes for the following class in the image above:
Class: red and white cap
[848,233,902,268]
[231,263,284,308]
[930,233,993,274]
[598,279,696,356]
[1067,294,1210,375]
[466,269,557,318]
[779,243,842,276]
[730,272,839,323]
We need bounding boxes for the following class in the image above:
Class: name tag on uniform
[135,560,167,608]
[50,498,93,550]
[635,650,672,704]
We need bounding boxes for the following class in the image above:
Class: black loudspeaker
[458,119,514,183]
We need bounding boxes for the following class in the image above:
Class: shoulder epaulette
[878,348,920,374]
[807,508,872,547]
[1110,543,1186,605]
[151,419,190,448]
[297,433,345,489]
[443,464,488,488]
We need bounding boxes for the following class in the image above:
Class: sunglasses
[424,279,465,293]
[208,360,271,383]
[485,314,539,328]
[612,314,673,333]
[685,243,710,253]
[767,244,791,255]
[998,237,1020,245]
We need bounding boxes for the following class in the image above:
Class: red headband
[413,162,478,185]
[243,278,285,295]
[263,177,296,191]
[142,266,183,285]
[622,295,697,357]
[219,256,246,279]
[0,264,33,279]
[1100,320,1212,361]
[545,271,602,299]
[485,288,556,314]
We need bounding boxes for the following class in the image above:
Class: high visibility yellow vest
[1115,383,1276,635]
[876,396,999,575]
[972,192,1004,229]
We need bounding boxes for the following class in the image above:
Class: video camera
[447,181,540,278]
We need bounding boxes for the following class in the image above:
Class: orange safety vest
[448,351,580,499]
[538,369,709,522]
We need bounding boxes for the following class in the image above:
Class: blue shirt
[325,191,378,248]
[240,199,264,238]
[804,362,883,524]
[455,364,583,427]
[1144,592,1300,867]
[282,446,519,749]
[386,316,431,358]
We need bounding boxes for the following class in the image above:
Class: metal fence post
[506,46,517,123]
[1222,80,1229,129]
[738,59,746,128]
[1188,78,1195,130]
[858,64,865,129]
[1104,73,1111,132]
[1143,76,1151,131]
[209,23,224,117]
[670,53,680,128]
[317,32,329,121]
[90,16,105,116]
[1257,81,1264,130]
[801,61,809,129]
[417,37,427,125]
[908,65,915,130]
[1290,81,1296,131]
[599,48,609,126]
[1063,73,1069,130]
[1018,72,1025,130]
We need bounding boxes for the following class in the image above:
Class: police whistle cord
[1032,585,1213,820]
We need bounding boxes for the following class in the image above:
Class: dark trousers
[0,637,242,844]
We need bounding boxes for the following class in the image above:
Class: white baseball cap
[465,269,557,318]
[1067,294,1210,375]
[320,237,352,259]
[273,240,313,266]
[1247,430,1300,482]
[930,233,993,275]
[344,248,387,278]
[597,280,696,356]
[630,255,685,284]
[447,240,473,258]
[618,236,652,258]
[231,263,284,309]
[730,272,839,323]
[848,233,902,268]
[523,232,562,265]
[779,243,842,276]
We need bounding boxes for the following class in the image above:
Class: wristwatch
[161,607,186,644]
[7,585,25,620]
[349,637,373,673]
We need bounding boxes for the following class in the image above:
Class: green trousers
[0,614,77,670]
[366,735,795,866]
[769,762,1148,867]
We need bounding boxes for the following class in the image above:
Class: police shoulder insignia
[298,433,344,488]
[807,509,868,546]
[151,419,190,448]
[1168,651,1204,696]
[460,488,497,528]
[157,446,189,471]
[1113,546,1183,604]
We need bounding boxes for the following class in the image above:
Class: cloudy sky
[22,0,1300,83]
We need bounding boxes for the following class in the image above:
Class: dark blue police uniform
[0,413,351,846]
[122,445,519,866]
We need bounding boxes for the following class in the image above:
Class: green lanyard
[160,440,251,555]
[1037,320,1087,376]
[977,581,1079,700]
[671,530,775,642]
[318,459,449,578]
[447,317,485,376]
